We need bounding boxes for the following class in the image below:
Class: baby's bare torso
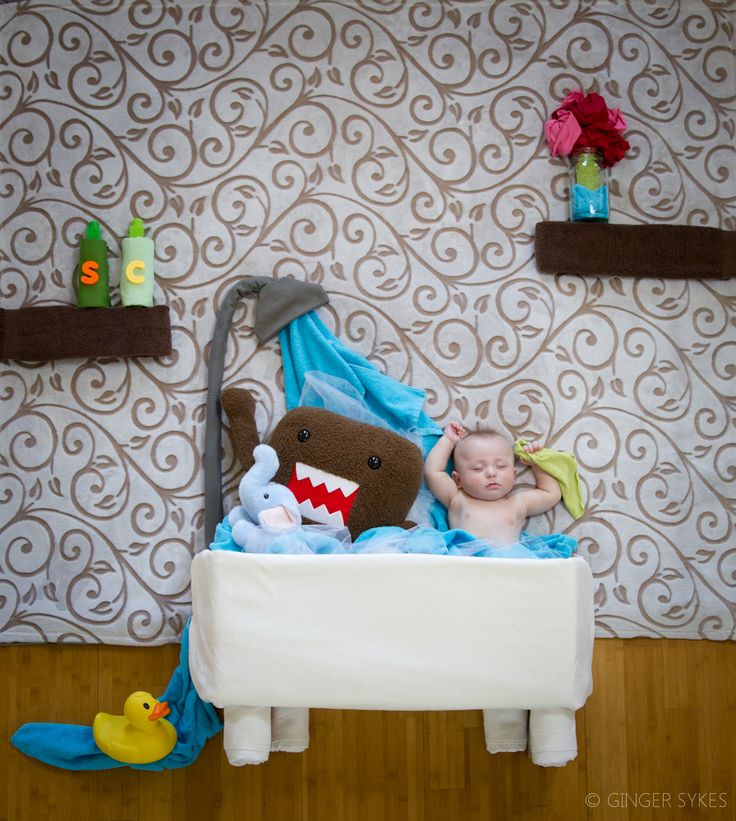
[448,492,526,546]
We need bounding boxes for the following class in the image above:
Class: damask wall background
[1,0,734,644]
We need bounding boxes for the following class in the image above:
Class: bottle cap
[129,218,145,238]
[85,220,101,240]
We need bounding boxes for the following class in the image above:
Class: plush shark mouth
[288,462,359,527]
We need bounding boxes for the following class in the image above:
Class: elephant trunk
[243,444,280,492]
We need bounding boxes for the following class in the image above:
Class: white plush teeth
[296,498,349,528]
[294,462,359,497]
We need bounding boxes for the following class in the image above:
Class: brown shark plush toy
[222,388,424,539]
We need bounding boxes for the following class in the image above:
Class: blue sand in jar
[571,183,609,221]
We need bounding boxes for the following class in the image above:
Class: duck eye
[367,455,382,470]
[264,493,269,499]
[143,702,150,710]
[297,429,311,442]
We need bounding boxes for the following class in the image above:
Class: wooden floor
[1,638,734,821]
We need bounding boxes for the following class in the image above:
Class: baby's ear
[451,470,462,489]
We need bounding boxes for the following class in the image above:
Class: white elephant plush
[228,445,302,551]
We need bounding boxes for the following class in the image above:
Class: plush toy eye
[264,493,269,500]
[297,429,311,442]
[367,455,382,470]
[143,702,150,710]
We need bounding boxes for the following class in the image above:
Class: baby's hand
[518,441,544,463]
[444,421,466,444]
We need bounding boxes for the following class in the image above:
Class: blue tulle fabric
[211,516,577,559]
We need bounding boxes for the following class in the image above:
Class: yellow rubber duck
[93,691,177,764]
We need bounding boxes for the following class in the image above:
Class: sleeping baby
[424,422,562,547]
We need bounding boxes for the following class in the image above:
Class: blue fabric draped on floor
[10,622,222,770]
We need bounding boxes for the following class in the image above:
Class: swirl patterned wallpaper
[1,0,734,645]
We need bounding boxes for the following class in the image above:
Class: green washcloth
[513,439,585,520]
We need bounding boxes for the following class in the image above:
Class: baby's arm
[424,422,465,508]
[516,442,563,517]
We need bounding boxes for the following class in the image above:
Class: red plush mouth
[288,462,359,527]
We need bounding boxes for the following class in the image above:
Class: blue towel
[10,621,222,771]
[279,312,447,527]
[280,312,442,446]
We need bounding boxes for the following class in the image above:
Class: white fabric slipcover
[188,551,594,765]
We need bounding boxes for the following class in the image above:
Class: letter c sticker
[126,259,145,284]
[80,260,99,285]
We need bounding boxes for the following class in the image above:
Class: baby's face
[452,435,516,501]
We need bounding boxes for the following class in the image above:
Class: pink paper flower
[560,90,585,109]
[544,88,630,167]
[544,108,582,157]
[606,107,627,133]
[568,92,609,126]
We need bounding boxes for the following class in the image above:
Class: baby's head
[452,429,517,502]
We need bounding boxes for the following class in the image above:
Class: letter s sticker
[80,260,99,285]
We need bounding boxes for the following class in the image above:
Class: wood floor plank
[5,644,99,821]
[424,709,468,790]
[0,646,12,821]
[304,709,426,821]
[584,637,629,818]
[138,769,176,821]
[691,642,734,817]
[2,639,734,821]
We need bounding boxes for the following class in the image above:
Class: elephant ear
[243,444,280,491]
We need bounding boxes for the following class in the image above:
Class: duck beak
[149,700,171,721]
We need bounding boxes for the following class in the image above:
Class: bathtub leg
[271,707,310,753]
[528,707,578,767]
[223,705,272,766]
[482,708,529,753]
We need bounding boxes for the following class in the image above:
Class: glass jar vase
[569,147,609,222]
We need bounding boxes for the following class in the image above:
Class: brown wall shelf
[535,221,734,279]
[0,305,172,361]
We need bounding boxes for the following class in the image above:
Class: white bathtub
[188,550,595,766]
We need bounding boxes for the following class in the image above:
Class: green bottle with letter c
[120,218,155,307]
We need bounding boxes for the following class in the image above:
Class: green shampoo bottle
[76,220,111,307]
[120,218,155,307]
